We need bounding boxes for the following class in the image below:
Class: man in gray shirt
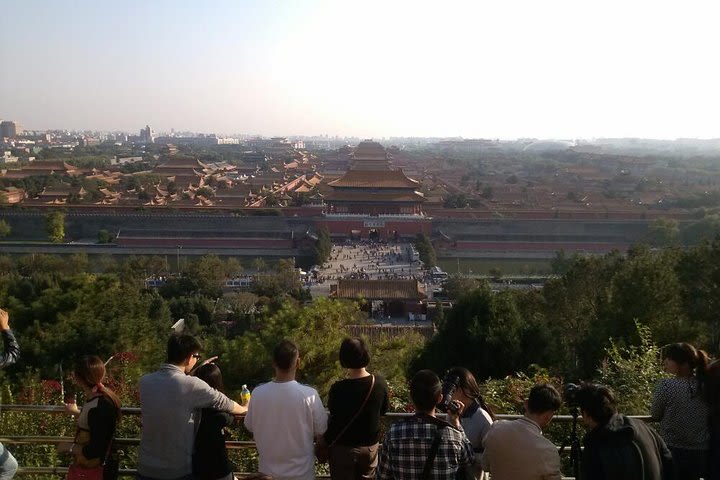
[137,334,246,480]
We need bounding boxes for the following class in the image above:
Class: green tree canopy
[313,227,332,265]
[187,254,227,297]
[414,233,437,267]
[646,218,680,247]
[411,285,534,379]
[45,211,65,243]
[440,275,483,300]
[0,219,11,238]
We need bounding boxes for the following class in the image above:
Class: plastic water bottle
[240,384,251,406]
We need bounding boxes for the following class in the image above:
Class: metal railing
[1,404,653,478]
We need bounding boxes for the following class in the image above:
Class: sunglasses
[192,354,202,359]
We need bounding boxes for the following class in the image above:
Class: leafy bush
[597,321,666,415]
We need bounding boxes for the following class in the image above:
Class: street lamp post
[176,245,182,273]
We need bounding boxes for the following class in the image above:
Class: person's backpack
[420,419,474,480]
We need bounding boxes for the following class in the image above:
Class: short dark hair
[339,337,370,369]
[167,334,202,364]
[578,383,617,426]
[273,339,299,371]
[527,383,562,414]
[410,370,442,412]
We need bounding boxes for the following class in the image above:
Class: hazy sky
[2,0,719,139]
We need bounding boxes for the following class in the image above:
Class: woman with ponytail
[651,342,711,480]
[58,355,121,480]
[445,366,495,480]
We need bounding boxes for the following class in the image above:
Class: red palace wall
[452,240,629,253]
[117,237,295,249]
[316,218,431,239]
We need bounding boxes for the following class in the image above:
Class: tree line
[5,240,719,474]
[2,238,720,408]
[417,239,720,384]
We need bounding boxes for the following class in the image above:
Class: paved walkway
[308,242,439,326]
[309,241,424,294]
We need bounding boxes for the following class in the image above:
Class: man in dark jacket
[578,383,673,480]
[0,307,20,480]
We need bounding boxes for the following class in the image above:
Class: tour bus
[226,276,254,288]
[430,266,448,282]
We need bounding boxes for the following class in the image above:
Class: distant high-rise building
[140,125,155,144]
[0,121,20,139]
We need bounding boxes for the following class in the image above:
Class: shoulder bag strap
[328,374,375,447]
[421,425,445,480]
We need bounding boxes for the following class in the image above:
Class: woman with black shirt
[325,337,389,480]
[193,363,236,480]
[58,355,121,480]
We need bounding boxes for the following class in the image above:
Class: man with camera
[481,383,563,480]
[376,369,474,479]
[576,383,673,480]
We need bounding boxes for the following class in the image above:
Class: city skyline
[2,0,720,139]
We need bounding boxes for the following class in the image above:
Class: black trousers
[328,443,379,480]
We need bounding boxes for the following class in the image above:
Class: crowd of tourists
[2,306,720,480]
[316,242,424,284]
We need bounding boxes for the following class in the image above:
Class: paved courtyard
[308,241,437,325]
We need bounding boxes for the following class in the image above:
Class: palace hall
[319,140,430,240]
[325,140,424,215]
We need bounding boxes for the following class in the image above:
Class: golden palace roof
[331,279,426,300]
[352,140,391,159]
[154,157,208,171]
[327,169,420,189]
[324,190,425,202]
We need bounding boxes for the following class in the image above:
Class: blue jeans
[0,442,18,480]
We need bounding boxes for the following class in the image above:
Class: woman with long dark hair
[58,355,121,480]
[445,366,495,480]
[193,363,236,480]
[651,342,711,480]
[324,337,389,480]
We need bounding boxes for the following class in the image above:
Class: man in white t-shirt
[244,339,328,480]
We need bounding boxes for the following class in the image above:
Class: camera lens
[438,374,460,412]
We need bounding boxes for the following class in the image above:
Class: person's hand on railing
[0,307,10,331]
[64,400,80,416]
[232,401,248,416]
[56,442,74,455]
